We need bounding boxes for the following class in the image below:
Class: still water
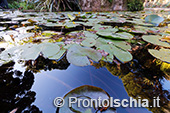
[1,57,169,113]
[19,60,152,112]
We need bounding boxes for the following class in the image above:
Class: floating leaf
[145,15,164,26]
[148,48,170,63]
[15,33,35,42]
[65,22,78,28]
[142,35,170,47]
[66,44,102,66]
[42,31,59,37]
[49,49,66,59]
[96,28,118,38]
[57,85,115,113]
[67,14,75,21]
[81,38,96,47]
[12,17,27,21]
[111,40,131,50]
[115,32,133,40]
[98,44,132,63]
[83,31,98,39]
[21,43,60,60]
[112,45,132,63]
[0,46,21,62]
[95,38,108,48]
[0,27,6,31]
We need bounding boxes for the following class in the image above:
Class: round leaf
[142,35,170,47]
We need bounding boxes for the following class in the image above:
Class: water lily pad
[95,38,108,48]
[104,54,114,62]
[49,49,66,59]
[83,31,98,39]
[42,31,59,37]
[15,33,35,42]
[65,22,78,28]
[112,46,132,63]
[98,44,132,63]
[111,40,131,50]
[81,38,96,47]
[57,85,115,113]
[45,22,65,27]
[96,28,118,38]
[115,32,133,40]
[145,15,164,26]
[67,14,75,21]
[0,27,6,31]
[148,48,170,63]
[66,44,102,66]
[142,35,170,47]
[12,17,27,21]
[0,46,21,61]
[21,43,60,60]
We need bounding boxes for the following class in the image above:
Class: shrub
[127,0,144,11]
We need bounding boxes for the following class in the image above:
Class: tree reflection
[0,61,42,113]
[0,54,70,113]
[93,47,170,113]
[24,54,70,73]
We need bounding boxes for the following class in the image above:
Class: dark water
[31,65,151,113]
[1,55,170,113]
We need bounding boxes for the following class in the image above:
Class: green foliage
[8,0,36,10]
[108,0,113,3]
[127,0,144,11]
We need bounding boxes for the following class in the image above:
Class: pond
[0,10,170,113]
[0,56,153,113]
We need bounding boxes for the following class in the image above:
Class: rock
[79,0,127,11]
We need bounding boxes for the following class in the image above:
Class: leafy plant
[35,0,81,12]
[108,0,113,3]
[8,0,36,10]
[127,0,144,11]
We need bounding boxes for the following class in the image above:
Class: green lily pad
[65,22,78,28]
[105,54,114,62]
[95,38,108,48]
[145,15,164,26]
[83,31,98,39]
[96,28,118,38]
[112,46,132,63]
[115,32,134,40]
[57,85,115,113]
[42,31,59,37]
[98,44,132,63]
[45,22,65,27]
[49,49,66,59]
[12,17,27,21]
[0,46,21,62]
[142,35,170,47]
[21,43,60,60]
[148,48,170,63]
[81,38,96,47]
[15,33,35,41]
[66,44,102,66]
[111,40,131,50]
[67,14,75,21]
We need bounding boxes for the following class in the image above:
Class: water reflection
[0,50,170,113]
[0,62,42,113]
